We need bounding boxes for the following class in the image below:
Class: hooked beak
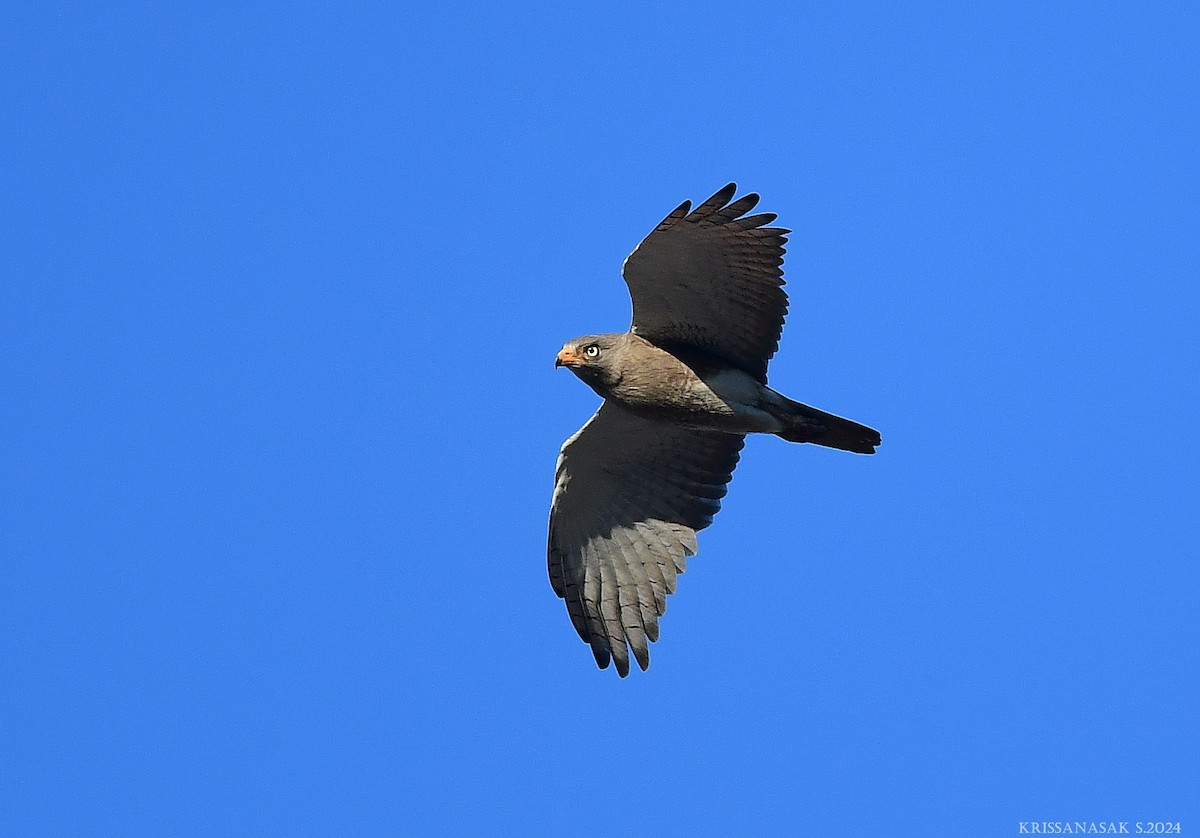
[555,347,581,368]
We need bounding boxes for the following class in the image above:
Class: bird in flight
[549,183,880,676]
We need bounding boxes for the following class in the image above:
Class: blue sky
[3,3,1197,835]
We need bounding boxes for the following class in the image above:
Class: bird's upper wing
[621,183,790,382]
[548,402,744,676]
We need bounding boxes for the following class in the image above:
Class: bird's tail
[769,395,881,454]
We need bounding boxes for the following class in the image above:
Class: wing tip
[591,642,611,670]
[632,643,650,672]
[654,199,692,231]
[685,183,739,222]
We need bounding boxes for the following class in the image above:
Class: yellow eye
[584,345,600,358]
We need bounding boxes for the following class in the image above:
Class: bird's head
[555,334,624,387]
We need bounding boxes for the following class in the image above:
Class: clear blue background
[3,3,1197,835]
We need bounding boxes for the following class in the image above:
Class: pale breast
[607,339,781,434]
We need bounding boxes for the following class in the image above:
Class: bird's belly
[611,369,783,434]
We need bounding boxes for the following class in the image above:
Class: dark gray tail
[773,398,881,454]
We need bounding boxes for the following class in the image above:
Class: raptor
[549,184,880,676]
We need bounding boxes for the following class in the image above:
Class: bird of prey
[549,183,880,676]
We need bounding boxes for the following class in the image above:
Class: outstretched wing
[548,403,744,676]
[621,183,790,383]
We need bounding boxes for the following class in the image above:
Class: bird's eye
[584,345,600,358]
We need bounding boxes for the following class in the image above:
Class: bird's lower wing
[548,403,744,676]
